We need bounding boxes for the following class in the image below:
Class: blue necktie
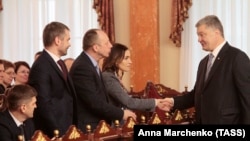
[96,65,100,76]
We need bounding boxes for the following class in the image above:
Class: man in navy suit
[70,29,136,132]
[0,84,37,141]
[165,15,250,124]
[28,22,77,137]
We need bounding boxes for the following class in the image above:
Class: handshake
[155,98,174,112]
[123,97,175,121]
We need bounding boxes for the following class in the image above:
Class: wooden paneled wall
[129,0,159,91]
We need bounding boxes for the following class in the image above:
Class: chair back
[61,125,89,141]
[31,130,51,141]
[93,120,120,141]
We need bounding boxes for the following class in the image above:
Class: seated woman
[2,60,15,91]
[102,43,170,123]
[14,61,30,85]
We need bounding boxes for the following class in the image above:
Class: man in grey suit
[70,29,136,132]
[29,22,77,137]
[165,15,250,124]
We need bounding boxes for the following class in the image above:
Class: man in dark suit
[69,29,136,132]
[165,15,250,124]
[0,84,37,141]
[28,21,77,137]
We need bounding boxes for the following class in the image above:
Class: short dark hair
[0,59,4,65]
[82,28,100,51]
[34,51,42,60]
[3,60,15,71]
[6,84,37,111]
[14,61,30,73]
[43,21,70,47]
[35,51,42,56]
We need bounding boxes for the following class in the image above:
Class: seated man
[0,84,37,141]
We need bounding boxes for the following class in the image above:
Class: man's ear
[55,36,61,46]
[214,28,221,35]
[93,44,99,52]
[20,104,26,113]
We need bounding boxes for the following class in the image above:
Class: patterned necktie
[57,59,68,80]
[205,53,214,81]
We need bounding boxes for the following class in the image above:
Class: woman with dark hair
[14,61,30,85]
[102,43,169,124]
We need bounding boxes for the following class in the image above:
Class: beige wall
[113,0,131,91]
[159,0,180,91]
[114,0,180,91]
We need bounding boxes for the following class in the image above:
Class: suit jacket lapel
[204,43,229,86]
[4,111,21,138]
[43,50,66,81]
[82,52,110,102]
[43,50,74,95]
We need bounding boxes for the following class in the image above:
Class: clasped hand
[155,98,174,112]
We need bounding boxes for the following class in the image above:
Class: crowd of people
[0,15,250,141]
[0,21,170,141]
